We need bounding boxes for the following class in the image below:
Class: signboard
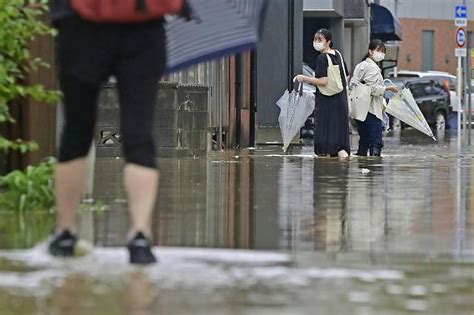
[455,48,467,57]
[455,5,467,18]
[455,5,468,26]
[456,27,467,47]
[455,18,467,27]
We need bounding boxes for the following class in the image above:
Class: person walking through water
[295,28,350,158]
[350,39,399,156]
[48,0,189,264]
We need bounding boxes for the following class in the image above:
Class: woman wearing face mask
[350,39,399,156]
[294,28,350,158]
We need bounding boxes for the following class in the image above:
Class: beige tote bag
[349,83,371,121]
[345,59,371,122]
[317,53,343,96]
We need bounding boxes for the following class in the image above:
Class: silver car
[302,63,316,94]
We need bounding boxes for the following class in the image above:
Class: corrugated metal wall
[166,58,230,129]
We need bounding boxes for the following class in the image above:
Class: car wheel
[391,117,402,131]
[435,112,446,130]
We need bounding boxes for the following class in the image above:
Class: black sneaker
[127,232,157,264]
[48,230,78,257]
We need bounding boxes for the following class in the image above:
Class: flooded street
[0,130,473,314]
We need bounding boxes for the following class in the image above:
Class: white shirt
[350,58,386,121]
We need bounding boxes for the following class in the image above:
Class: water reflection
[312,159,350,252]
[253,134,472,258]
[0,126,474,315]
[90,153,256,249]
[0,129,474,314]
[126,271,156,315]
[1,131,472,260]
[0,212,54,249]
[277,156,316,251]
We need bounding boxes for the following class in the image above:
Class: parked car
[302,63,316,94]
[300,63,315,138]
[388,70,474,115]
[384,77,451,130]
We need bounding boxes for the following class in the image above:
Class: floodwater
[0,129,473,315]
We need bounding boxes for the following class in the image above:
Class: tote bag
[349,82,371,121]
[316,53,343,96]
[342,56,371,121]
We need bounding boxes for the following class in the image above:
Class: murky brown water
[0,129,473,314]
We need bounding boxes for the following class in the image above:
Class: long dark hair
[315,28,334,48]
[361,39,386,62]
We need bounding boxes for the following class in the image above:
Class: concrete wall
[256,0,303,129]
[304,0,344,15]
[343,24,370,72]
[330,17,345,54]
[344,0,368,19]
[343,0,370,72]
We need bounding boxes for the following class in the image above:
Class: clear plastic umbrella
[276,83,315,152]
[385,80,436,141]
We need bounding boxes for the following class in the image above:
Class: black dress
[313,52,351,156]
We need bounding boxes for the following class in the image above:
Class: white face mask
[372,51,385,62]
[313,41,325,52]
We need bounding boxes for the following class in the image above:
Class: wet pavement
[0,129,473,314]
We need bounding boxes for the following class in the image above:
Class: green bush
[0,1,60,212]
[0,2,108,213]
[0,0,59,154]
[0,157,55,211]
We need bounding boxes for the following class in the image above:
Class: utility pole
[393,0,400,77]
[454,2,468,149]
[468,34,472,145]
[463,0,471,145]
[367,0,372,44]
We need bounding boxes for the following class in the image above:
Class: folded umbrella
[386,87,436,141]
[165,0,268,73]
[276,83,315,152]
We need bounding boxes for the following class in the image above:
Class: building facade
[379,0,474,74]
[256,0,373,143]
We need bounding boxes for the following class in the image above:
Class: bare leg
[123,164,159,237]
[55,158,88,232]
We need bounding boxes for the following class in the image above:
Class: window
[410,82,430,98]
[448,78,457,91]
[432,81,447,96]
[422,31,434,71]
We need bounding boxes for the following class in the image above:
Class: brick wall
[397,18,474,75]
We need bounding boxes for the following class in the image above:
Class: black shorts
[55,16,166,168]
[56,15,166,85]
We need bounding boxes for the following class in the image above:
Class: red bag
[71,0,184,23]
